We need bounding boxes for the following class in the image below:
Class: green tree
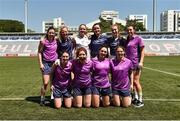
[136,22,146,31]
[0,19,24,32]
[99,17,112,33]
[126,20,146,31]
[27,29,35,33]
[98,17,126,33]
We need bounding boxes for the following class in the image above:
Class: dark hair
[58,50,69,59]
[60,51,69,57]
[98,45,109,58]
[92,23,100,30]
[76,47,87,58]
[126,25,136,31]
[45,26,55,39]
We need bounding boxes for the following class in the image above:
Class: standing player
[57,26,76,60]
[110,46,133,108]
[71,47,93,108]
[108,24,126,58]
[89,23,108,58]
[51,51,72,108]
[38,26,58,106]
[125,25,145,107]
[74,24,91,59]
[91,45,111,108]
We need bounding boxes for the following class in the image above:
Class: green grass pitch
[0,56,180,120]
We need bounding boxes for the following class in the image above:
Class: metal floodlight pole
[153,0,157,32]
[25,0,28,33]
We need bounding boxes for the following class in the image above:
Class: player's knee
[103,101,110,107]
[55,105,61,109]
[113,101,120,107]
[133,81,139,86]
[44,84,48,89]
[84,103,91,108]
[122,102,131,108]
[75,103,82,108]
[65,104,71,108]
[92,103,99,108]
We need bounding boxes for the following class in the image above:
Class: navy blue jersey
[89,34,108,58]
[57,37,75,59]
[108,37,126,56]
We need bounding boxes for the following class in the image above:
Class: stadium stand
[0,40,39,56]
[144,40,180,55]
[0,33,180,56]
[0,34,42,56]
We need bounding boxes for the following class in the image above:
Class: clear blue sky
[0,0,179,32]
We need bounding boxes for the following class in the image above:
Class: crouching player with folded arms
[110,46,133,108]
[50,51,72,108]
[71,47,93,108]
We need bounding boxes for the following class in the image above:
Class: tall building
[42,17,65,33]
[100,10,119,20]
[86,10,126,29]
[160,10,180,32]
[127,15,148,30]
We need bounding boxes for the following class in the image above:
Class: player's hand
[40,63,45,71]
[138,62,143,68]
[54,59,60,66]
[51,85,54,91]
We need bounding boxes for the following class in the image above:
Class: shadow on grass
[25,96,54,108]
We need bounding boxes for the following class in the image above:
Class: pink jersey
[53,61,72,90]
[41,39,58,62]
[110,57,133,90]
[91,57,111,88]
[125,35,144,66]
[71,59,93,88]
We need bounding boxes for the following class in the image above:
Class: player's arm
[139,46,145,67]
[130,69,134,91]
[72,38,77,58]
[38,40,44,70]
[72,37,76,50]
[50,63,56,91]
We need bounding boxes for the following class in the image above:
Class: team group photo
[0,0,180,120]
[38,24,145,109]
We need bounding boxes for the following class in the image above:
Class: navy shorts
[112,89,131,97]
[91,86,111,96]
[41,61,54,75]
[53,87,71,98]
[72,87,91,97]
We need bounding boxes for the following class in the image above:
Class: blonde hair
[59,26,69,40]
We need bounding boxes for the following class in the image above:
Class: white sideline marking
[144,99,180,102]
[1,98,180,102]
[0,98,25,100]
[144,66,180,77]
